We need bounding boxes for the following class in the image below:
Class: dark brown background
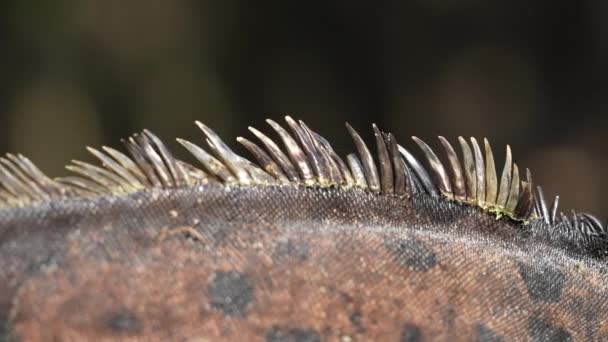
[0,1,605,217]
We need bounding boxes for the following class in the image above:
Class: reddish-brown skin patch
[2,185,608,340]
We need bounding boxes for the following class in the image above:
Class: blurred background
[0,0,605,216]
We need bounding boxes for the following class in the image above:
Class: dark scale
[475,323,504,342]
[384,237,438,272]
[528,317,573,342]
[517,262,566,303]
[104,309,141,333]
[207,271,255,317]
[400,323,423,342]
[265,326,321,342]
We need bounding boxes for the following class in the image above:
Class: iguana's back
[1,117,606,341]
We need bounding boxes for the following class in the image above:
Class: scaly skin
[1,184,606,341]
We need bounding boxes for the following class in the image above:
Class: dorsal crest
[0,116,605,255]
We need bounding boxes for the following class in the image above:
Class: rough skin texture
[1,184,607,341]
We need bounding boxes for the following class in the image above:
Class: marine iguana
[0,117,606,341]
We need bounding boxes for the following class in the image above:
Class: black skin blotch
[442,304,456,329]
[49,211,84,230]
[349,310,364,332]
[207,271,255,317]
[528,316,572,342]
[265,326,321,342]
[475,323,503,342]
[410,195,464,224]
[567,297,598,340]
[517,262,566,303]
[400,323,423,342]
[0,315,8,342]
[338,291,354,304]
[273,240,309,262]
[568,296,597,322]
[24,249,64,277]
[384,237,438,272]
[104,309,140,333]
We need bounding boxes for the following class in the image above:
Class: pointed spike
[317,142,342,185]
[533,189,542,218]
[309,129,336,152]
[438,136,465,200]
[201,132,250,183]
[458,137,477,202]
[377,130,396,194]
[388,134,406,195]
[175,160,207,183]
[560,212,571,229]
[233,152,278,185]
[134,133,173,188]
[102,146,149,186]
[405,164,422,194]
[484,138,498,205]
[572,210,580,231]
[526,169,536,219]
[266,119,315,185]
[550,195,560,225]
[71,159,133,190]
[581,213,604,233]
[470,137,486,206]
[248,127,300,182]
[237,137,290,184]
[143,130,186,187]
[0,163,33,199]
[87,147,144,189]
[496,145,512,208]
[20,155,61,192]
[124,136,162,188]
[0,157,46,200]
[305,126,351,185]
[505,163,520,212]
[196,121,252,185]
[9,154,63,197]
[401,158,415,194]
[3,159,41,201]
[346,123,380,192]
[373,125,394,194]
[0,189,12,204]
[335,155,354,186]
[64,165,110,192]
[68,161,128,192]
[56,176,108,195]
[513,182,531,220]
[285,116,328,185]
[581,219,595,236]
[514,178,534,220]
[318,138,353,186]
[0,158,41,201]
[536,186,550,224]
[412,136,452,198]
[299,121,342,185]
[398,144,437,196]
[176,160,208,182]
[177,138,237,183]
[346,154,368,189]
[244,163,277,184]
